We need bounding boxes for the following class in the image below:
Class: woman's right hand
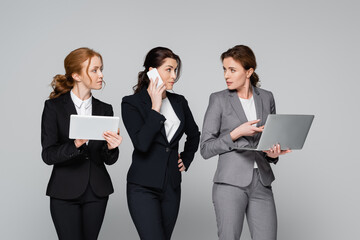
[230,119,264,141]
[74,139,87,148]
[147,77,166,112]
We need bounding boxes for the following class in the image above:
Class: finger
[252,127,264,132]
[178,159,182,163]
[259,125,265,129]
[178,162,183,168]
[248,119,261,125]
[154,77,159,87]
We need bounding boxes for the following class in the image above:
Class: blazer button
[229,147,232,150]
[160,120,164,124]
[165,147,170,152]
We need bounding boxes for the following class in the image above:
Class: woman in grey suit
[200,45,291,240]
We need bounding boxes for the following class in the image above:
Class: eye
[166,68,171,72]
[231,69,235,73]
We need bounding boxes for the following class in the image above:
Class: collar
[70,89,92,109]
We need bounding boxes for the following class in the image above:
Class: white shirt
[160,98,181,142]
[239,95,258,168]
[70,90,92,116]
[70,90,92,144]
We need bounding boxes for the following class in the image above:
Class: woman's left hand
[178,154,186,172]
[263,144,292,159]
[103,129,123,150]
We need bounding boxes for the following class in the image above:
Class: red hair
[49,47,103,99]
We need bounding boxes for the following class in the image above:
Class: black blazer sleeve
[121,97,166,153]
[41,100,83,165]
[100,105,119,165]
[179,97,200,171]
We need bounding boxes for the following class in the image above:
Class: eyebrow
[165,65,176,68]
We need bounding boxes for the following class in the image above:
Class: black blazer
[41,91,119,199]
[121,88,200,189]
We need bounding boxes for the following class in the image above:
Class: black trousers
[50,184,108,240]
[127,181,181,240]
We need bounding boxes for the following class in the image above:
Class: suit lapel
[167,92,184,144]
[228,90,248,123]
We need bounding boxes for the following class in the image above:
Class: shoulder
[122,91,141,105]
[93,97,112,109]
[43,92,67,108]
[208,89,229,103]
[254,87,274,99]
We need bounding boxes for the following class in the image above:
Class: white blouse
[160,97,181,142]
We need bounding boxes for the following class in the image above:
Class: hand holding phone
[146,68,164,88]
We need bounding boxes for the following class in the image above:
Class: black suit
[41,91,119,240]
[121,88,200,240]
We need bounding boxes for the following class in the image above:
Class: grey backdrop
[1,0,359,239]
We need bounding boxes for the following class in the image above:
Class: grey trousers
[212,169,277,240]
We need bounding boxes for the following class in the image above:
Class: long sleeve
[200,93,249,159]
[121,97,166,153]
[100,105,119,165]
[179,97,200,171]
[41,100,82,165]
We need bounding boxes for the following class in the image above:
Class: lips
[226,81,232,86]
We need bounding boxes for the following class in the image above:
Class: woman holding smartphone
[200,45,291,240]
[121,47,200,240]
[41,47,122,240]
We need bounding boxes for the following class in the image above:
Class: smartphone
[146,68,164,88]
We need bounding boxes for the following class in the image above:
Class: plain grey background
[1,0,359,239]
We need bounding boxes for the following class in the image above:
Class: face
[75,56,104,90]
[151,58,178,90]
[222,57,253,91]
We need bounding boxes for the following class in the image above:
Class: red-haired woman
[41,47,122,240]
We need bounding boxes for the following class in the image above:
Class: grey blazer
[200,87,278,187]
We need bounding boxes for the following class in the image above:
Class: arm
[100,105,120,165]
[179,97,200,171]
[121,98,166,153]
[263,91,280,164]
[41,100,83,165]
[200,93,249,159]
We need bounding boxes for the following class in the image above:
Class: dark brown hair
[133,47,182,93]
[221,45,260,87]
[49,47,103,99]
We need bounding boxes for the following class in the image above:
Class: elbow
[200,145,213,160]
[42,151,54,165]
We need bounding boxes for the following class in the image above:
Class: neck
[236,80,252,99]
[162,91,167,99]
[72,84,91,100]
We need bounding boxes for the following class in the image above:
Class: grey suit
[201,87,278,240]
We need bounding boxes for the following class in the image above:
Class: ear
[247,68,254,78]
[148,67,153,71]
[72,73,81,82]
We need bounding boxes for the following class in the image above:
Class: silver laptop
[69,115,119,140]
[235,114,314,151]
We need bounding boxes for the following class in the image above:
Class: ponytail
[250,71,260,87]
[133,70,150,93]
[49,74,74,99]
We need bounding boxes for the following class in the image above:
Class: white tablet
[69,115,119,140]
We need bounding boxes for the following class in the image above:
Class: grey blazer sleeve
[200,93,249,159]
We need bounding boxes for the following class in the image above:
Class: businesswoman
[41,47,122,240]
[121,47,200,240]
[200,45,291,240]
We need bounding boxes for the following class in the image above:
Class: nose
[171,71,176,80]
[224,70,229,79]
[98,70,103,78]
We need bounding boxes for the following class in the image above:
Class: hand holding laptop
[263,143,292,159]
